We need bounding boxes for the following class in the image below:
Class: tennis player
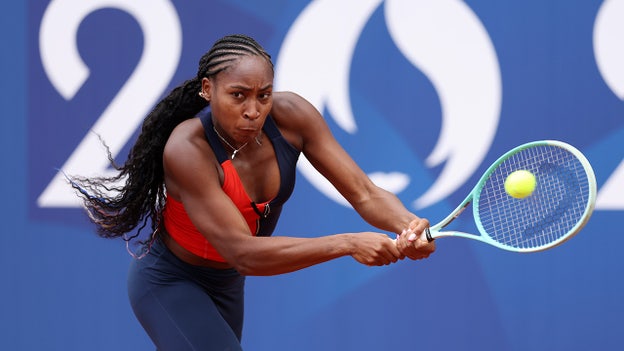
[70,34,435,350]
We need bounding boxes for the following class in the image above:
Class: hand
[350,232,404,266]
[395,218,436,260]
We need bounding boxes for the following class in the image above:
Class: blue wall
[2,1,623,350]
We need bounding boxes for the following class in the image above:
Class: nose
[244,101,261,120]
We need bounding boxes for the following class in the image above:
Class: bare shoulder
[163,117,219,199]
[270,91,326,150]
[165,118,209,156]
[272,91,308,113]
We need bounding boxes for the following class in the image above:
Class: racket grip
[405,227,433,242]
[424,227,434,242]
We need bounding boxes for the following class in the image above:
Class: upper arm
[271,92,377,206]
[163,120,252,261]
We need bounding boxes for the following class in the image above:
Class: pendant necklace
[213,126,249,160]
[213,126,263,160]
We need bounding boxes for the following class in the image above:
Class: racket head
[470,140,596,252]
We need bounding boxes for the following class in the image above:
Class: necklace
[213,126,249,160]
[212,126,264,159]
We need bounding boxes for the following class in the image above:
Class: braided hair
[70,34,273,241]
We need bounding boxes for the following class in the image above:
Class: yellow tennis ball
[504,170,536,199]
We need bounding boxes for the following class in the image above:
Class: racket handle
[396,227,433,243]
[409,227,433,242]
[424,227,433,242]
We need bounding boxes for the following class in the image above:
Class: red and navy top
[162,110,301,262]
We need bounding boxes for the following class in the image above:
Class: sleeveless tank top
[162,110,301,262]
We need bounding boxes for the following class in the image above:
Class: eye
[259,92,272,100]
[232,92,244,99]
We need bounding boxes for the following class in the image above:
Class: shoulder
[163,117,220,198]
[165,118,210,156]
[271,91,313,120]
[270,91,326,150]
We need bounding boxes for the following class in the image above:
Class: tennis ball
[504,170,536,199]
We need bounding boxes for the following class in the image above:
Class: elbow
[219,236,291,276]
[231,260,273,276]
[226,247,261,276]
[230,259,255,276]
[228,249,283,277]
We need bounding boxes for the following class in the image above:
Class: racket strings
[476,145,591,250]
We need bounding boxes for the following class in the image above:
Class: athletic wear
[128,237,245,350]
[129,110,300,349]
[162,111,300,261]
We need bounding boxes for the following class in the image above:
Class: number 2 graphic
[37,0,182,207]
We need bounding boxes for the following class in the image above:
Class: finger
[390,242,406,262]
[384,241,401,263]
[390,243,403,261]
[395,229,408,248]
[391,232,408,260]
[412,219,429,234]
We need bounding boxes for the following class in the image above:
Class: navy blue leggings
[127,238,245,351]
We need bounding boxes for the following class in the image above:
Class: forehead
[214,55,273,88]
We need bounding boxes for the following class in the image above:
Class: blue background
[2,1,623,350]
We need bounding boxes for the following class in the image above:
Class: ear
[200,77,212,101]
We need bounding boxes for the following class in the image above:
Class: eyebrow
[229,83,273,91]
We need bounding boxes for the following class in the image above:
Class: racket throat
[440,201,471,230]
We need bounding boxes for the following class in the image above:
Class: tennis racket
[409,140,596,253]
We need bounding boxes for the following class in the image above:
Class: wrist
[336,233,357,256]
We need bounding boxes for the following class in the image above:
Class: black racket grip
[424,227,434,242]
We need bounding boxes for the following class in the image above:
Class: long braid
[69,34,273,240]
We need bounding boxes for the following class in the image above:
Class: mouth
[239,130,257,137]
[236,128,260,141]
[238,127,259,134]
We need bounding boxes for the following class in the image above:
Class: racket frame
[425,140,597,253]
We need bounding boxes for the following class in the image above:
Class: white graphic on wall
[593,0,624,210]
[275,0,502,209]
[37,0,182,207]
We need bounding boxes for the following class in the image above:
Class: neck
[212,120,264,160]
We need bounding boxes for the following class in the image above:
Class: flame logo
[275,0,502,209]
[593,0,624,209]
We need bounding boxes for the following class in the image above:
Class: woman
[71,34,435,350]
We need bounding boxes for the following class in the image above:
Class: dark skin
[163,55,435,276]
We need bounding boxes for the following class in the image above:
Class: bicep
[274,92,376,205]
[282,98,415,233]
[163,133,252,259]
[304,129,375,205]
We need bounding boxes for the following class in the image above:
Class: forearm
[229,234,355,276]
[351,187,418,234]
